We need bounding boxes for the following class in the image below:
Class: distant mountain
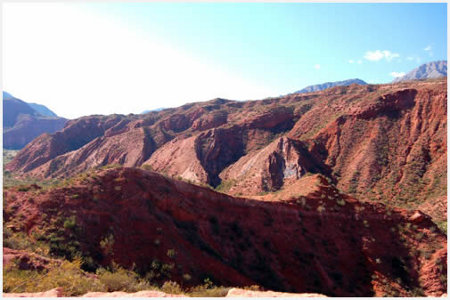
[28,102,58,117]
[3,92,40,128]
[295,78,367,94]
[3,91,14,100]
[393,60,447,83]
[3,92,67,149]
[141,107,166,114]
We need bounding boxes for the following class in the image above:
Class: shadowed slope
[3,168,447,296]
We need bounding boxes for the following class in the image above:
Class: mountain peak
[393,60,447,83]
[295,78,367,94]
[3,91,14,100]
[3,92,67,149]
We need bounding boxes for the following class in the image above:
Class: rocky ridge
[7,79,446,226]
[295,78,367,93]
[3,168,447,296]
[393,60,447,83]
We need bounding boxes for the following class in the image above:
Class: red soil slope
[7,80,446,220]
[3,168,446,296]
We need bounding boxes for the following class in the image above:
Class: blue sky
[3,2,447,118]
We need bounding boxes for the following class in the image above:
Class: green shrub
[4,231,34,251]
[188,286,230,297]
[336,199,346,206]
[3,259,106,296]
[166,249,176,258]
[97,267,151,292]
[187,279,230,297]
[100,234,115,255]
[141,164,154,171]
[63,216,77,230]
[101,164,122,170]
[17,185,31,192]
[4,258,157,296]
[436,220,447,234]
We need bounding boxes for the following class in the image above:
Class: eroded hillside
[7,79,447,225]
[3,168,447,296]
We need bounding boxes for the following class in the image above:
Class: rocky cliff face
[6,79,447,223]
[291,82,446,217]
[3,168,447,296]
[220,137,329,195]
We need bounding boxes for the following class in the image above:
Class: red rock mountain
[7,79,446,222]
[3,168,447,296]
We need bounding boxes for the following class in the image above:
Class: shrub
[182,273,192,282]
[101,164,122,170]
[3,231,33,250]
[166,249,176,258]
[436,220,447,234]
[97,267,152,292]
[187,279,230,297]
[336,199,346,206]
[100,234,115,255]
[3,259,106,296]
[161,281,183,295]
[140,164,154,171]
[63,216,77,230]
[243,285,261,291]
[17,185,31,192]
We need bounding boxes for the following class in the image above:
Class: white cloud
[407,55,422,63]
[349,59,362,64]
[314,64,321,69]
[3,3,276,119]
[390,71,405,78]
[364,50,400,62]
[424,45,433,57]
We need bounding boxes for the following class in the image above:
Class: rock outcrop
[225,288,326,297]
[220,137,328,194]
[3,247,61,272]
[3,288,326,298]
[3,288,64,298]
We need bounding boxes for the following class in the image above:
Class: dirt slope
[6,79,447,223]
[3,168,447,296]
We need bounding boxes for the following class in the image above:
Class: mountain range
[294,78,367,93]
[7,77,446,220]
[3,61,448,297]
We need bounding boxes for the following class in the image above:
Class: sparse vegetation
[4,259,106,296]
[214,179,237,193]
[97,265,153,292]
[100,234,115,256]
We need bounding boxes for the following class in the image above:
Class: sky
[2,2,447,119]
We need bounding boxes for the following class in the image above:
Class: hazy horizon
[3,2,447,119]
